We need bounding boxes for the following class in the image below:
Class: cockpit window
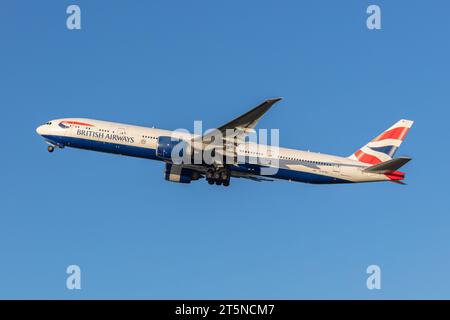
[46,122,52,125]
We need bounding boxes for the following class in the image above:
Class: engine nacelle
[164,163,200,184]
[156,136,188,161]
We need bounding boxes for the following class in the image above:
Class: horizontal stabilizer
[391,180,407,185]
[363,156,412,173]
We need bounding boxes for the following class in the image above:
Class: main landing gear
[206,167,230,187]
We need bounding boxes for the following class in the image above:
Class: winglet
[267,97,283,103]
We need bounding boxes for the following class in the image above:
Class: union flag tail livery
[36,98,415,186]
[348,119,414,165]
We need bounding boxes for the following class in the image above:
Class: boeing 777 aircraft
[36,98,414,186]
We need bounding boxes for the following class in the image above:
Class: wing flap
[231,171,274,182]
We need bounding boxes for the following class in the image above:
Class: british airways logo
[76,129,135,144]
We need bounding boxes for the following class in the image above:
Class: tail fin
[348,119,414,165]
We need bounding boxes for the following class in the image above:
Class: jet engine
[156,136,188,161]
[164,163,200,183]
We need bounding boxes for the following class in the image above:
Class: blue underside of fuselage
[42,135,351,184]
[44,135,158,159]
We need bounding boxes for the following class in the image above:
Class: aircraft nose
[36,125,44,135]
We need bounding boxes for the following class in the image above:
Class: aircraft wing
[237,175,274,182]
[231,171,275,182]
[201,97,282,144]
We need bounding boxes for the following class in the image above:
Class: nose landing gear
[47,145,55,153]
[206,167,230,187]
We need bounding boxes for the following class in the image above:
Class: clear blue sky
[0,0,449,299]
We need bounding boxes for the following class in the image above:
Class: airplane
[36,98,414,186]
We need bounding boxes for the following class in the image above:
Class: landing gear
[47,145,55,153]
[220,171,229,181]
[205,167,231,187]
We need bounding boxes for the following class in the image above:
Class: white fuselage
[36,118,393,184]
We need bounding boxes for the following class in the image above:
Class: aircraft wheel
[215,180,222,186]
[223,180,230,187]
[47,146,54,153]
[207,179,214,185]
[220,171,229,181]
